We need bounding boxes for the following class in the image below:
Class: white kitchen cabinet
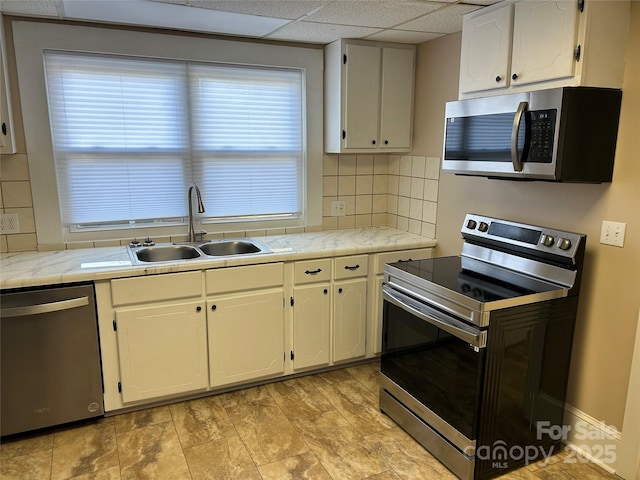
[0,19,15,154]
[292,259,332,371]
[459,0,630,98]
[324,39,415,153]
[206,263,285,388]
[291,255,369,366]
[332,255,368,363]
[115,300,208,403]
[368,248,433,355]
[333,278,367,362]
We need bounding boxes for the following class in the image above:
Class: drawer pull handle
[344,264,360,271]
[397,258,413,263]
[305,269,322,275]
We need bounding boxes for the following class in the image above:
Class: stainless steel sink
[127,239,270,264]
[131,245,201,263]
[198,240,263,257]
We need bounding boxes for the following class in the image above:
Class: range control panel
[461,213,584,260]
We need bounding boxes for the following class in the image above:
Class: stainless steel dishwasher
[1,283,104,436]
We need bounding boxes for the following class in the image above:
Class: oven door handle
[383,285,486,349]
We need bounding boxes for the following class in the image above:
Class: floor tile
[257,451,332,480]
[294,409,389,480]
[266,376,334,421]
[0,430,53,459]
[345,361,381,395]
[365,426,458,479]
[51,418,119,480]
[311,369,396,436]
[217,384,272,409]
[0,449,52,480]
[225,396,309,466]
[65,466,122,480]
[113,406,172,434]
[169,395,236,449]
[116,421,191,480]
[183,435,261,480]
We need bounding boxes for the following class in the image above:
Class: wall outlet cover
[0,213,20,234]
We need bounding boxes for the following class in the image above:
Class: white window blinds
[43,51,304,228]
[189,64,303,220]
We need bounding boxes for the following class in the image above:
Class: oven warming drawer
[380,387,475,480]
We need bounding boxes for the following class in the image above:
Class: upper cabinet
[0,19,16,154]
[325,39,416,153]
[459,0,631,98]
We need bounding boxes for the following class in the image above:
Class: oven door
[381,284,486,454]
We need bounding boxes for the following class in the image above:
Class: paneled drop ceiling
[0,0,503,45]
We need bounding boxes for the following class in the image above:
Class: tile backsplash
[322,153,439,238]
[1,152,439,252]
[0,153,37,252]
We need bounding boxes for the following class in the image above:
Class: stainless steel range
[379,214,585,480]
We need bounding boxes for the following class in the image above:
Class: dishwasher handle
[1,296,89,318]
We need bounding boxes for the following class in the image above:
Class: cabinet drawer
[374,248,432,274]
[111,271,202,306]
[294,259,331,284]
[334,255,369,280]
[206,263,283,295]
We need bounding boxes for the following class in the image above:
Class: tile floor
[0,362,620,480]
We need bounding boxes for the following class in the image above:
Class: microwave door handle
[511,101,527,172]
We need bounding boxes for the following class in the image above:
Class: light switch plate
[600,220,626,247]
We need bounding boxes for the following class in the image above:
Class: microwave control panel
[528,109,557,163]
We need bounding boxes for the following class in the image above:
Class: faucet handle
[194,231,208,242]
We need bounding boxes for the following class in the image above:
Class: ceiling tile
[61,0,290,37]
[304,0,443,28]
[0,0,59,17]
[182,0,331,20]
[395,3,482,33]
[266,20,382,44]
[366,29,444,44]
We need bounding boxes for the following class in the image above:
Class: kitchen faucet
[187,184,205,243]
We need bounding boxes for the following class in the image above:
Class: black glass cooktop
[388,256,559,304]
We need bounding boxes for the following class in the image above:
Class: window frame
[12,20,323,248]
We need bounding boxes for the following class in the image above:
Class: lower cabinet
[206,262,285,388]
[96,247,433,412]
[207,291,284,388]
[292,284,331,370]
[114,301,208,403]
[333,278,367,362]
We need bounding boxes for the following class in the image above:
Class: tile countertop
[0,227,436,290]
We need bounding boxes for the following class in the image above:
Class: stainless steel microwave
[442,87,622,182]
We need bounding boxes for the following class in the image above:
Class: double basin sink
[128,239,271,264]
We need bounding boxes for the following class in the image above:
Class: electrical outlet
[331,200,346,216]
[0,213,20,234]
[600,220,626,247]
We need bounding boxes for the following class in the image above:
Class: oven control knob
[542,234,555,247]
[466,219,477,230]
[558,238,572,250]
[478,222,489,232]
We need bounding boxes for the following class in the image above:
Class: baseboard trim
[562,403,621,475]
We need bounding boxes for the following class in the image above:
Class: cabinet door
[0,21,15,154]
[459,4,513,93]
[333,279,367,362]
[510,0,578,86]
[293,284,331,370]
[208,291,284,388]
[115,301,207,403]
[379,47,415,149]
[343,43,381,149]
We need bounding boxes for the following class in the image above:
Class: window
[44,51,304,230]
